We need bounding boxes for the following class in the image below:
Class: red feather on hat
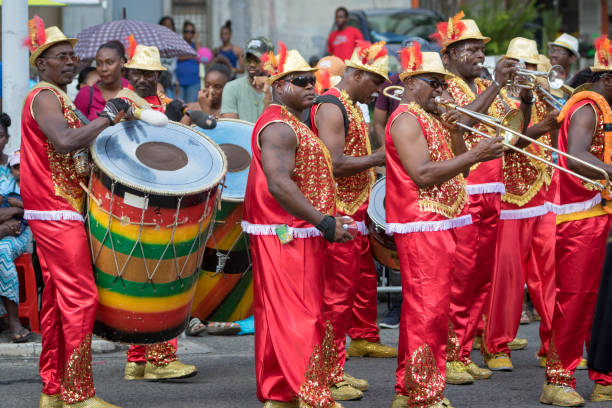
[356,41,387,65]
[594,35,612,67]
[315,69,331,94]
[261,41,288,77]
[277,41,287,75]
[399,42,422,72]
[429,10,465,45]
[23,15,46,52]
[126,34,138,60]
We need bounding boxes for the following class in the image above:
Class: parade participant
[22,17,127,408]
[310,40,394,401]
[214,20,245,75]
[483,38,559,372]
[541,35,612,407]
[221,37,274,123]
[548,33,579,83]
[431,12,525,380]
[241,41,351,408]
[327,7,364,61]
[387,43,504,408]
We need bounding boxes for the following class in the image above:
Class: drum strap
[304,94,349,135]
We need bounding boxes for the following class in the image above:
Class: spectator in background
[220,37,273,123]
[159,16,179,98]
[187,64,231,118]
[76,67,100,91]
[327,6,364,61]
[373,72,401,148]
[176,20,201,102]
[74,41,128,121]
[548,33,579,82]
[214,20,245,76]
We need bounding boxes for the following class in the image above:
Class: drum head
[92,121,227,196]
[196,118,253,202]
[367,177,386,228]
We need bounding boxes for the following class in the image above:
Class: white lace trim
[240,221,321,238]
[385,214,472,235]
[499,204,549,220]
[24,209,84,222]
[545,194,601,215]
[465,183,506,195]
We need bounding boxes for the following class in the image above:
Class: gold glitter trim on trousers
[61,334,95,404]
[404,344,445,408]
[446,322,461,363]
[545,333,576,388]
[145,341,178,367]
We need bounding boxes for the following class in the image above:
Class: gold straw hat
[399,42,452,81]
[262,41,317,84]
[430,11,490,53]
[505,37,540,65]
[25,16,78,67]
[591,35,612,72]
[345,41,389,81]
[125,43,166,71]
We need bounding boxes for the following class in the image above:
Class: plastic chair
[14,253,40,333]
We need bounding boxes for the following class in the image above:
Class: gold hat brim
[441,36,490,53]
[345,60,389,82]
[124,61,167,71]
[268,67,318,84]
[590,65,612,72]
[400,69,454,82]
[30,38,78,67]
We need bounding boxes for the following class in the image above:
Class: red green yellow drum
[88,121,227,344]
[366,177,400,271]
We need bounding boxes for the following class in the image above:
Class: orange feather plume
[126,34,137,60]
[356,40,387,65]
[23,15,46,51]
[277,41,287,75]
[430,10,465,45]
[315,69,331,94]
[399,42,423,72]
[594,35,612,68]
[261,41,288,77]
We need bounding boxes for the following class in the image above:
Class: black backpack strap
[304,94,349,135]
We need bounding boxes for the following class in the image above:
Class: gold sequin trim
[145,341,178,367]
[298,321,337,408]
[545,333,575,388]
[446,322,461,363]
[404,344,445,407]
[61,334,95,404]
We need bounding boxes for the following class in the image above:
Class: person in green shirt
[220,37,273,123]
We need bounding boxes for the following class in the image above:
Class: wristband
[315,215,336,243]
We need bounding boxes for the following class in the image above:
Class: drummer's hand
[333,216,354,243]
[100,98,131,125]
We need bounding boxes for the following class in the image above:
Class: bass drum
[191,119,254,323]
[87,120,227,344]
[366,177,400,271]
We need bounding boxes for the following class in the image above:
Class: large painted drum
[191,119,254,322]
[366,177,400,271]
[87,120,227,343]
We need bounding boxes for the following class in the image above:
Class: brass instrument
[511,64,566,90]
[432,96,609,190]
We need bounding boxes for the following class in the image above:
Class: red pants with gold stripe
[448,193,500,364]
[395,230,455,406]
[31,219,98,403]
[546,215,611,388]
[127,338,178,366]
[251,235,336,406]
[483,213,556,358]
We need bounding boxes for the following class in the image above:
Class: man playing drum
[309,40,395,402]
[241,42,352,408]
[386,43,503,408]
[21,17,128,408]
[117,43,198,381]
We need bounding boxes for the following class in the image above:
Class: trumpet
[433,96,610,190]
[511,64,565,90]
[533,85,564,110]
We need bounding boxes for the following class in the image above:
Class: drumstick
[133,108,169,127]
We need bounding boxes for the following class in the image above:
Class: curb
[0,339,125,358]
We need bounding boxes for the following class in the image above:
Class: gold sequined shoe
[391,394,408,408]
[40,393,62,408]
[540,357,547,368]
[540,383,585,406]
[262,400,298,408]
[591,383,612,402]
[466,362,492,380]
[330,381,363,401]
[347,338,397,358]
[442,397,454,407]
[485,353,513,371]
[446,361,474,385]
[508,337,528,350]
[472,336,482,350]
[123,362,145,381]
[576,358,587,370]
[62,396,121,408]
[344,373,369,391]
[143,360,197,380]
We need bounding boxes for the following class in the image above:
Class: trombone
[431,96,609,190]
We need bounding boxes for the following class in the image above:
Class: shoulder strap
[304,94,349,135]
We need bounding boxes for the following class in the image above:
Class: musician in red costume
[310,41,395,402]
[21,18,128,408]
[117,43,197,382]
[387,43,503,408]
[433,12,527,380]
[541,35,612,407]
[241,42,352,408]
[484,38,559,372]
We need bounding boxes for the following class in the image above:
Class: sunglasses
[416,77,448,90]
[40,53,79,64]
[281,75,316,87]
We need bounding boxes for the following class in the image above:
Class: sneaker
[391,394,408,408]
[330,381,363,401]
[39,393,62,408]
[379,305,401,329]
[466,362,492,379]
[446,361,474,385]
[540,383,585,406]
[124,362,145,381]
[143,360,197,380]
[347,339,397,358]
[62,397,121,407]
[591,383,612,402]
[508,337,528,350]
[485,353,513,371]
[344,373,368,391]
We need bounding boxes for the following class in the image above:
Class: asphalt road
[1,320,611,408]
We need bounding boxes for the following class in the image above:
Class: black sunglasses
[282,75,316,88]
[416,77,448,90]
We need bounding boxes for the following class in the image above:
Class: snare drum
[191,119,254,322]
[87,121,227,344]
[366,177,400,271]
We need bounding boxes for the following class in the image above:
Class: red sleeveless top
[21,83,87,221]
[242,104,336,237]
[384,103,470,234]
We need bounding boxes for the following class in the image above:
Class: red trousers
[31,220,98,403]
[546,215,611,388]
[395,230,455,406]
[127,339,178,366]
[590,371,612,386]
[252,235,335,406]
[448,193,500,363]
[483,213,556,357]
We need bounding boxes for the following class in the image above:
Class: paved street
[0,319,611,408]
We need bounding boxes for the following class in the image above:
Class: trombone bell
[382,85,403,101]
